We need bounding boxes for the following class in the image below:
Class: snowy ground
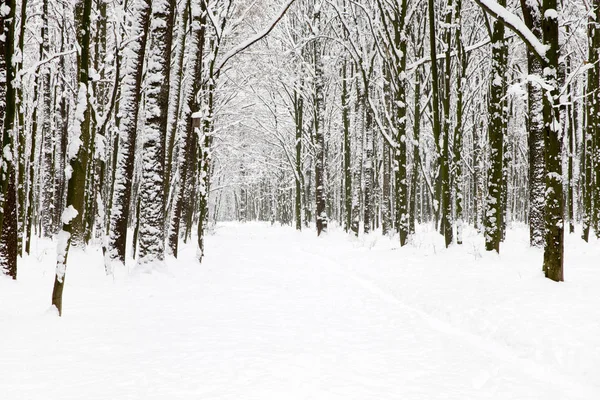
[1,222,599,399]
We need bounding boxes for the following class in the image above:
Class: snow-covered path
[1,223,599,399]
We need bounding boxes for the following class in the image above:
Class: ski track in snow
[311,250,597,399]
[1,222,599,399]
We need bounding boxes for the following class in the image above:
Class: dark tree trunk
[295,78,304,231]
[342,61,352,232]
[314,2,327,236]
[521,0,545,247]
[169,0,207,257]
[484,0,507,253]
[52,0,93,316]
[0,170,17,279]
[108,0,151,266]
[541,0,564,282]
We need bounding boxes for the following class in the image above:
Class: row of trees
[206,0,599,283]
[0,0,297,315]
[0,0,598,314]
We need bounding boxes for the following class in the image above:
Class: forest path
[190,223,594,399]
[1,222,598,400]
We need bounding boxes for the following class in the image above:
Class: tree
[0,0,16,279]
[107,0,151,268]
[52,0,94,315]
[520,0,545,247]
[313,0,327,236]
[137,0,176,267]
[483,0,508,253]
[475,0,563,280]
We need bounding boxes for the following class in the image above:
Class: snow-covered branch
[215,0,297,73]
[474,0,547,60]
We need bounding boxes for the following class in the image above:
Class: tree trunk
[107,0,151,267]
[342,60,352,232]
[520,0,545,247]
[138,0,176,267]
[453,5,466,245]
[168,0,207,257]
[427,0,442,226]
[541,0,564,282]
[0,170,17,279]
[0,0,16,234]
[314,1,327,236]
[295,76,304,231]
[484,0,507,253]
[52,0,93,316]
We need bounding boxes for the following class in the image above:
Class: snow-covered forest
[1,0,600,398]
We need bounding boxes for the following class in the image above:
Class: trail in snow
[0,222,598,400]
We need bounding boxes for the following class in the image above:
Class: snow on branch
[474,0,548,60]
[215,0,297,73]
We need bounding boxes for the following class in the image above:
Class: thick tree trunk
[0,170,17,279]
[520,0,545,247]
[138,0,176,267]
[107,0,150,267]
[541,0,563,282]
[41,0,56,237]
[52,0,93,316]
[484,0,507,253]
[0,0,16,234]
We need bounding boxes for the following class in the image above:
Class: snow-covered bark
[52,0,93,315]
[0,0,17,279]
[592,0,600,239]
[341,59,351,232]
[541,0,563,282]
[313,0,327,236]
[0,0,16,235]
[41,0,56,237]
[15,0,28,256]
[362,94,373,234]
[409,63,423,236]
[295,74,304,231]
[582,18,595,242]
[168,0,206,257]
[527,57,546,247]
[484,0,508,253]
[107,0,150,267]
[440,0,454,247]
[520,0,545,248]
[137,0,175,267]
[0,169,17,278]
[453,0,466,246]
[378,0,408,244]
[164,0,189,210]
[582,3,596,242]
[427,0,442,225]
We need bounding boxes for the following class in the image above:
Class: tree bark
[52,0,93,316]
[484,0,507,253]
[138,0,176,266]
[107,0,151,267]
[541,0,563,282]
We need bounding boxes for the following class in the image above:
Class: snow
[544,9,558,20]
[1,222,599,399]
[61,205,79,225]
[476,0,548,59]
